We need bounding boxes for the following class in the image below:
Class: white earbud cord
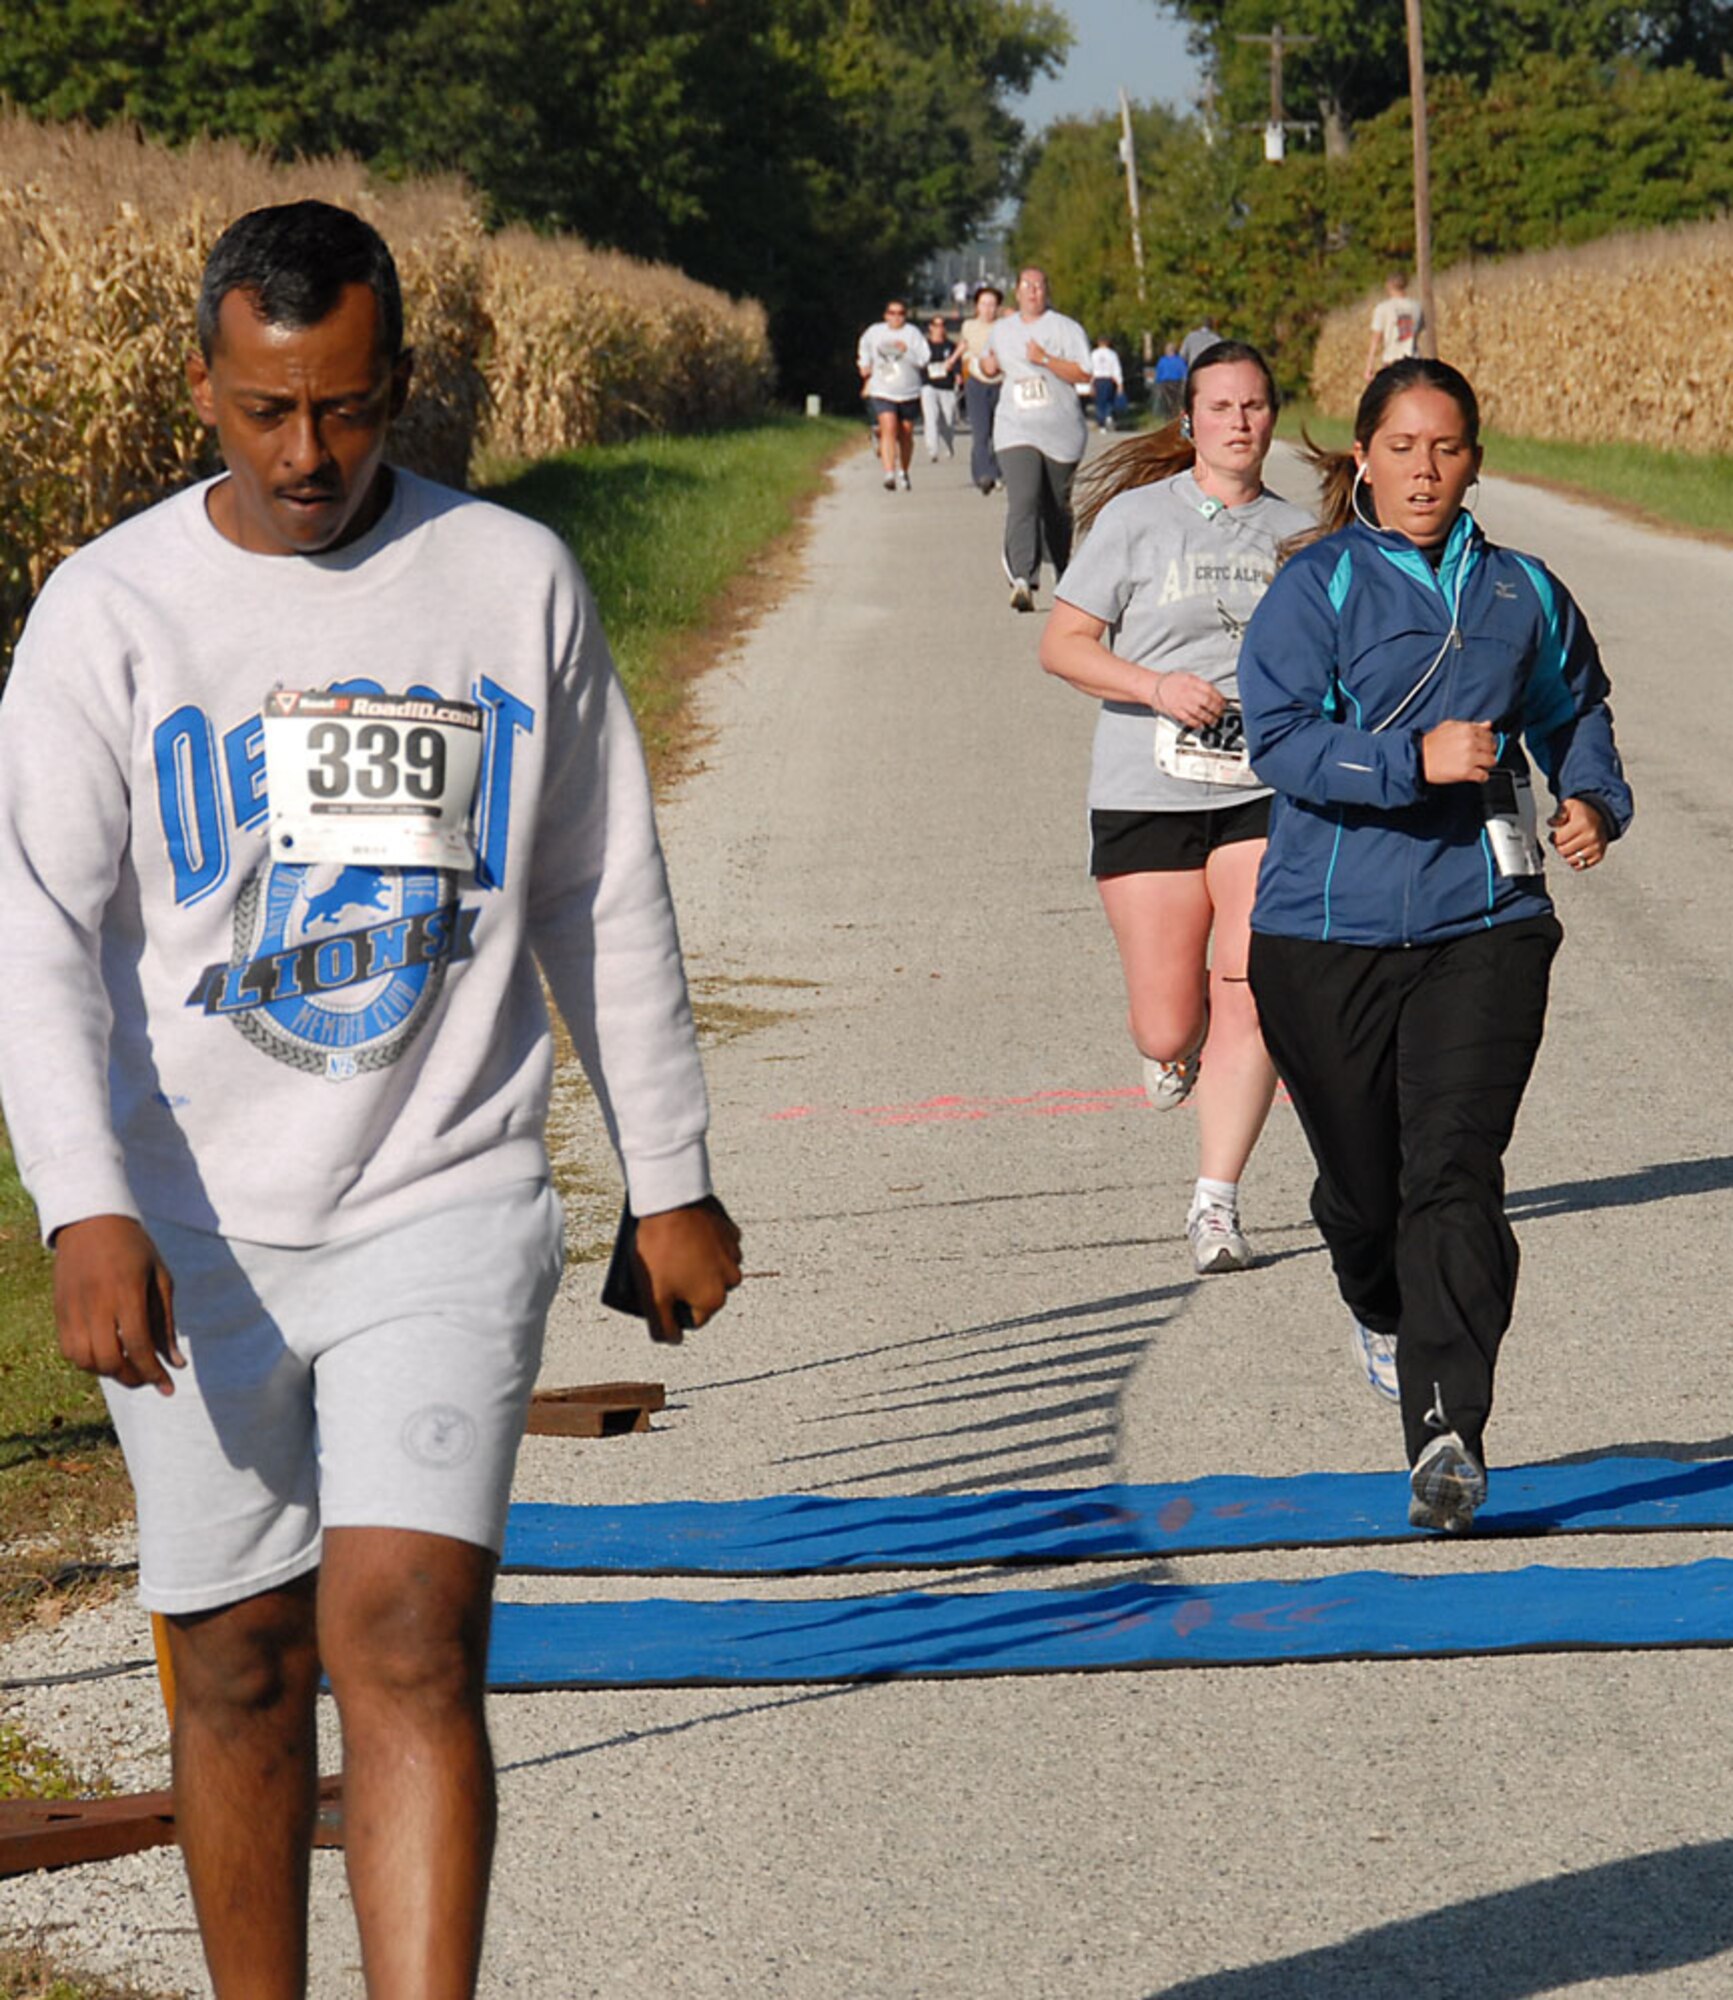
[1352,462,1468,736]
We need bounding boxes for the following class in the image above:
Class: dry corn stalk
[1,111,773,676]
[1311,216,1733,454]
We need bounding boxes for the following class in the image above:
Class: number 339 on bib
[262,690,484,871]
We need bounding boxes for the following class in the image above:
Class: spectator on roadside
[975,266,1092,613]
[958,284,1005,494]
[857,297,930,491]
[1365,270,1425,378]
[920,311,961,462]
[1089,339,1126,430]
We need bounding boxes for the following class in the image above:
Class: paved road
[10,437,1733,1995]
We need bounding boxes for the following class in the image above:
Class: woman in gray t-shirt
[1038,341,1310,1276]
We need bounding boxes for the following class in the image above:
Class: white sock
[1192,1176,1238,1219]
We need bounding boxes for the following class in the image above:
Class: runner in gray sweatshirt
[0,201,741,1998]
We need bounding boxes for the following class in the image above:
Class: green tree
[0,0,1070,391]
[1013,52,1733,386]
[1163,0,1733,152]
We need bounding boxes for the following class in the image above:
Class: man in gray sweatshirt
[0,201,741,1997]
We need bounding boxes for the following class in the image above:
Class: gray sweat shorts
[104,1178,565,1615]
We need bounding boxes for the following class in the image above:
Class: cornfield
[0,112,772,671]
[1311,216,1733,454]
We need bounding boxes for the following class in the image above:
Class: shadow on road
[1144,1836,1733,1997]
[761,1286,1188,1497]
[1509,1153,1733,1220]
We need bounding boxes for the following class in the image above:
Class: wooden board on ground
[527,1383,666,1437]
[0,1776,343,1876]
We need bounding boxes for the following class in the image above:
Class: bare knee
[320,1538,493,1720]
[1128,1001,1204,1064]
[169,1581,320,1731]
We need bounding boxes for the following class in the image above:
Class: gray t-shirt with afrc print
[987,309,1091,463]
[1055,470,1313,812]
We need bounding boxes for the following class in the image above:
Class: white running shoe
[1408,1431,1486,1534]
[882,471,896,490]
[1351,1318,1400,1402]
[1009,577,1036,612]
[1141,1048,1199,1111]
[897,471,911,490]
[1188,1201,1252,1274]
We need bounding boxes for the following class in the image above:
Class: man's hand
[1421,719,1496,786]
[53,1215,182,1395]
[1550,796,1610,871]
[631,1199,743,1345]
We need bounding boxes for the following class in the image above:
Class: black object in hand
[600,1198,731,1338]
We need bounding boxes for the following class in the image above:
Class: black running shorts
[1089,796,1271,876]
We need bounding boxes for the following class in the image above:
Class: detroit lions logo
[186,860,477,1081]
[305,866,393,929]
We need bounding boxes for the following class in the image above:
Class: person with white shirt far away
[973,266,1092,612]
[1089,339,1125,429]
[857,297,930,491]
[1365,269,1425,378]
[958,284,1005,494]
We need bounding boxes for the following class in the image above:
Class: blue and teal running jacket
[1240,512,1633,947]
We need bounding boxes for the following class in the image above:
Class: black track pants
[998,445,1077,590]
[1248,915,1561,1465]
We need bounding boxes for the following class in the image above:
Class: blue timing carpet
[488,1557,1733,1687]
[501,1456,1733,1576]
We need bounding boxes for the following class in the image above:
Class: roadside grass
[477,414,859,768]
[1280,402,1733,542]
[0,1124,136,1672]
[0,1952,166,2000]
[0,412,856,1818]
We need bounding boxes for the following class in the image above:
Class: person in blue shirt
[1238,358,1631,1535]
[1153,340,1187,420]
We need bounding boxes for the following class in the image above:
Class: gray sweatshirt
[0,470,712,1245]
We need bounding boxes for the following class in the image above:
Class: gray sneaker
[1408,1431,1487,1535]
[1351,1318,1399,1402]
[1187,1201,1252,1274]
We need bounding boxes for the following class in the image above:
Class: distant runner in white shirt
[1365,270,1425,377]
[1089,341,1125,430]
[857,296,931,491]
[975,266,1092,612]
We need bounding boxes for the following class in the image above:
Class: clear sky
[1013,0,1203,133]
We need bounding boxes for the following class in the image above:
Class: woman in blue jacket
[1238,358,1631,1534]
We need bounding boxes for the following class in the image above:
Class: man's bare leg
[166,1575,322,2000]
[318,1526,498,2000]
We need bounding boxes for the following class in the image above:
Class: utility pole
[1405,0,1438,353]
[1237,23,1317,160]
[1117,89,1155,393]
